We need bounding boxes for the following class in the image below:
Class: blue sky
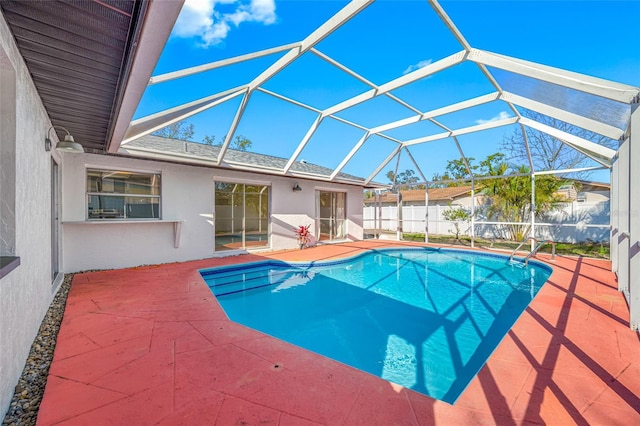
[135,0,640,184]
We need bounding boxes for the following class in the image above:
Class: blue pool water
[200,248,552,403]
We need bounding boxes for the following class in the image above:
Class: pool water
[200,248,552,403]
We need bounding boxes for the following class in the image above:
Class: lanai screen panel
[492,68,632,133]
[121,0,640,185]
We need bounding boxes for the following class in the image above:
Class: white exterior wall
[62,154,364,272]
[609,107,639,332]
[582,190,609,203]
[0,14,62,417]
[629,104,640,331]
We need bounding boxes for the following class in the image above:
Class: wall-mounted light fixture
[292,183,302,192]
[45,126,84,153]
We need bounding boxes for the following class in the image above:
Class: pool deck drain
[37,241,640,425]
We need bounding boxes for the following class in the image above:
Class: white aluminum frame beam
[256,87,321,113]
[365,145,403,185]
[533,166,607,176]
[249,1,373,92]
[429,0,522,122]
[520,116,616,167]
[311,48,425,116]
[429,0,471,49]
[123,86,247,144]
[370,92,499,134]
[118,0,639,191]
[403,117,518,146]
[469,48,640,104]
[330,131,371,180]
[501,92,625,140]
[452,136,474,179]
[217,0,374,164]
[404,146,428,184]
[217,91,252,163]
[149,42,303,85]
[322,50,467,117]
[284,114,324,173]
[520,122,535,171]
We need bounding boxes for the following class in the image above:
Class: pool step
[207,267,297,287]
[206,268,312,296]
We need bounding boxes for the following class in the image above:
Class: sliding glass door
[215,182,269,251]
[317,191,346,242]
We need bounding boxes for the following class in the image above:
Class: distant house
[575,180,610,203]
[363,186,474,207]
[554,180,610,203]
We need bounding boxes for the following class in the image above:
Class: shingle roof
[122,135,367,184]
[574,179,611,190]
[363,186,473,204]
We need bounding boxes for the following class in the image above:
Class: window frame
[85,168,162,221]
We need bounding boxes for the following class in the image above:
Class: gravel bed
[2,274,74,426]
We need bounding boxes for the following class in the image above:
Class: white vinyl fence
[363,201,610,243]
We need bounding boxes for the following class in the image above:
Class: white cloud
[475,111,511,125]
[227,0,276,26]
[402,59,433,75]
[173,0,277,47]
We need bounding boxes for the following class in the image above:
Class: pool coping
[199,246,553,275]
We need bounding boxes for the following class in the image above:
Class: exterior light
[292,183,302,192]
[46,126,84,153]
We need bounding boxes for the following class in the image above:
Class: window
[86,169,160,219]
[1,46,18,278]
[214,182,269,251]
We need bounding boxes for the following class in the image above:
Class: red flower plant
[294,224,312,248]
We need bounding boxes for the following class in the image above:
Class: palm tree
[481,162,568,241]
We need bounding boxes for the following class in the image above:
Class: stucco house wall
[0,15,62,416]
[61,153,364,272]
[579,189,609,203]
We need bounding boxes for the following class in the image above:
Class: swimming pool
[200,247,552,403]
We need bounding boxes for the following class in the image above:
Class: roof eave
[108,1,185,153]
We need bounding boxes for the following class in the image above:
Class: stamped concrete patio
[37,241,640,425]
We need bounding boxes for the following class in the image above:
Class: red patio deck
[37,241,640,425]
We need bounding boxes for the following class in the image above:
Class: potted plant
[294,224,312,249]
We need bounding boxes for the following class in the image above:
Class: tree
[386,169,423,189]
[363,190,376,199]
[152,120,195,140]
[501,110,616,178]
[431,157,476,187]
[211,134,252,151]
[442,205,471,240]
[228,135,252,151]
[480,162,568,241]
[152,120,252,152]
[431,152,569,241]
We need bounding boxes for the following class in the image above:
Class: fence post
[378,194,382,237]
[531,174,536,251]
[425,186,429,243]
[471,178,475,248]
[397,191,402,240]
